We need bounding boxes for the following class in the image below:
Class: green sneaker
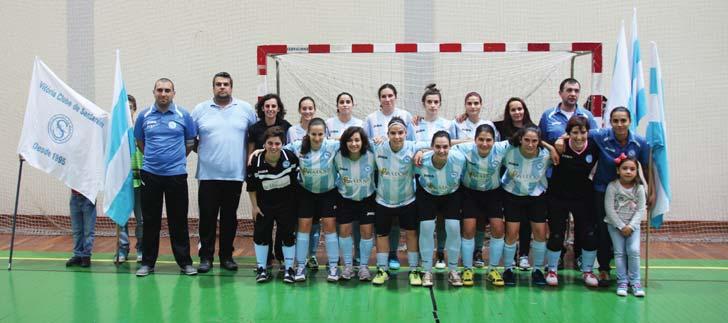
[409,269,422,286]
[372,267,389,285]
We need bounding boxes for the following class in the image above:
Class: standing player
[288,96,318,142]
[451,124,510,287]
[246,127,299,283]
[414,131,466,287]
[365,84,415,270]
[371,117,427,286]
[334,127,376,280]
[500,127,555,286]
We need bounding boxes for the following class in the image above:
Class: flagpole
[645,150,656,287]
[8,157,25,271]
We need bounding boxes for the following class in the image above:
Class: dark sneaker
[221,259,238,271]
[473,251,485,268]
[65,256,83,267]
[598,271,611,287]
[532,269,547,286]
[180,265,198,276]
[198,259,212,273]
[136,265,154,277]
[283,267,295,283]
[503,268,516,286]
[80,257,91,268]
[256,267,270,283]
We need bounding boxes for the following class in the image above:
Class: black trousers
[198,180,242,261]
[594,191,613,272]
[547,195,598,253]
[254,207,296,247]
[140,171,192,268]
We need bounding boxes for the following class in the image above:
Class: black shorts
[297,188,337,219]
[415,184,462,221]
[462,187,504,220]
[502,191,547,223]
[375,202,417,235]
[336,194,375,225]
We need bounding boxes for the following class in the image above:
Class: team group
[65,72,651,298]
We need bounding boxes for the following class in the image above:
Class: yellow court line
[1,257,728,270]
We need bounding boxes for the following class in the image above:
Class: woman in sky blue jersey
[450,124,511,287]
[283,118,342,283]
[327,92,364,140]
[500,126,555,287]
[333,126,376,281]
[414,131,466,287]
[371,117,428,286]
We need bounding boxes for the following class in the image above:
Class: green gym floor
[1,251,727,322]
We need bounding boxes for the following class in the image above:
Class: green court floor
[1,251,727,322]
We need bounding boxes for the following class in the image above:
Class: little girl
[604,154,646,297]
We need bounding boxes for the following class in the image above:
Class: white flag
[17,58,108,201]
[605,20,631,126]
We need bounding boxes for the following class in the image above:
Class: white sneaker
[136,255,143,263]
[583,272,599,287]
[422,271,434,287]
[358,265,372,281]
[115,254,127,263]
[616,283,629,296]
[448,270,463,287]
[294,265,307,282]
[435,259,447,270]
[327,265,340,282]
[341,265,354,280]
[518,256,531,270]
[545,270,559,286]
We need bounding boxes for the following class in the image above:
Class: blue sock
[436,223,446,254]
[489,237,505,269]
[359,238,374,266]
[461,238,475,269]
[503,242,517,270]
[475,230,485,251]
[309,223,321,255]
[445,219,461,271]
[254,244,269,269]
[376,252,389,269]
[282,245,295,270]
[419,220,436,272]
[581,249,597,273]
[295,232,310,267]
[531,240,546,271]
[339,236,354,266]
[546,248,561,272]
[325,233,339,267]
[407,252,419,269]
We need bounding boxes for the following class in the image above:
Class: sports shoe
[358,265,372,281]
[80,257,91,268]
[531,269,546,286]
[616,282,628,296]
[487,269,505,287]
[503,268,516,286]
[306,256,319,270]
[462,268,474,287]
[221,259,239,271]
[435,252,446,269]
[341,265,354,280]
[388,258,401,270]
[65,256,83,267]
[409,270,422,286]
[598,271,611,287]
[422,271,434,287]
[256,267,270,283]
[372,267,389,285]
[115,254,127,264]
[180,265,198,276]
[545,270,559,286]
[198,259,212,273]
[283,267,295,283]
[518,256,531,271]
[294,265,307,282]
[583,272,599,287]
[136,265,154,277]
[136,254,143,263]
[632,283,645,297]
[448,270,463,287]
[327,265,340,282]
[473,251,485,268]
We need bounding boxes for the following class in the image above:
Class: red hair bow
[614,153,628,164]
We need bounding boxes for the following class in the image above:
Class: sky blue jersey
[415,149,466,196]
[452,141,511,191]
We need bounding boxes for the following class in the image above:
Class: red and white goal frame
[257,42,604,118]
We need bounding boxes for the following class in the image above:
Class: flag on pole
[629,8,648,130]
[605,20,631,126]
[17,58,108,201]
[646,42,671,228]
[103,50,136,226]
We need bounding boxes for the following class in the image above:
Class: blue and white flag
[629,8,648,130]
[17,58,108,201]
[103,50,135,226]
[605,20,630,125]
[646,42,671,228]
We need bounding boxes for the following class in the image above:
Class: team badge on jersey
[586,154,593,163]
[364,166,372,173]
[283,160,290,168]
[450,172,458,178]
[403,156,412,164]
[535,161,545,170]
[168,121,177,129]
[322,151,331,159]
[628,150,636,157]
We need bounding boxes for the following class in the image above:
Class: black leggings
[254,207,296,247]
[546,195,598,252]
[594,191,613,272]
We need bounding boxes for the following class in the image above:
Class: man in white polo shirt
[192,72,257,273]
